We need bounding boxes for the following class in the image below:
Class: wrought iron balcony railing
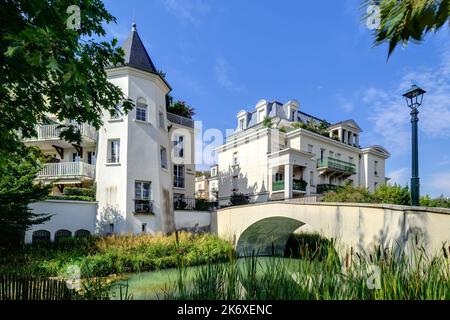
[316,157,356,175]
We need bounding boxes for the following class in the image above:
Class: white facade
[216,99,390,206]
[23,24,197,240]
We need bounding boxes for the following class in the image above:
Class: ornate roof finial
[132,21,137,32]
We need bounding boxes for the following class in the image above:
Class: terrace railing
[24,123,97,142]
[37,162,95,180]
[316,157,356,175]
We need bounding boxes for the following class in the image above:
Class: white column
[304,168,311,195]
[284,164,293,200]
[355,134,359,147]
[268,166,274,199]
[338,129,343,142]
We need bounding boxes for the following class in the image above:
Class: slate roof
[121,23,158,74]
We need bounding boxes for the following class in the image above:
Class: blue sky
[102,0,450,197]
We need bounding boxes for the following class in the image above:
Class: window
[374,182,378,190]
[320,148,325,161]
[374,161,379,176]
[275,173,284,181]
[142,223,147,233]
[173,135,184,158]
[258,110,265,123]
[160,146,168,169]
[88,151,96,165]
[291,110,296,121]
[135,181,152,213]
[211,167,217,177]
[32,230,50,244]
[239,118,245,130]
[174,165,185,188]
[55,229,72,242]
[310,171,314,186]
[232,152,238,166]
[111,104,122,119]
[136,98,147,121]
[308,144,314,153]
[108,139,120,163]
[72,152,81,162]
[75,229,90,238]
[159,111,165,129]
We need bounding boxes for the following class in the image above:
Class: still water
[110,257,298,300]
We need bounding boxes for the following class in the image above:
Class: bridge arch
[236,216,307,256]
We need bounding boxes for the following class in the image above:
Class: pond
[110,257,299,300]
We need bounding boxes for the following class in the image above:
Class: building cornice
[287,128,361,153]
[107,66,171,95]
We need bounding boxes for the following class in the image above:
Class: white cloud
[336,95,355,112]
[214,58,245,93]
[363,44,450,155]
[387,167,409,186]
[161,0,210,25]
[430,173,450,195]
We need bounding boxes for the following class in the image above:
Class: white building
[24,23,195,241]
[216,99,390,206]
[194,165,219,202]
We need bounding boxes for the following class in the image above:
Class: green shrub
[373,184,411,205]
[229,192,250,206]
[64,187,96,199]
[285,233,334,261]
[322,183,374,203]
[421,195,450,208]
[194,198,210,211]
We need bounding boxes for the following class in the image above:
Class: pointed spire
[120,21,157,74]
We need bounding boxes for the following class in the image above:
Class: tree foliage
[373,183,411,205]
[322,183,374,203]
[0,0,133,165]
[229,192,250,206]
[366,0,450,56]
[166,100,195,119]
[0,148,51,247]
[420,194,450,208]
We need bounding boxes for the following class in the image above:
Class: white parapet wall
[214,202,450,256]
[174,210,211,232]
[25,201,213,243]
[26,200,98,243]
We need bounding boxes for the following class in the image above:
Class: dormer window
[291,110,296,121]
[258,110,265,123]
[239,118,245,130]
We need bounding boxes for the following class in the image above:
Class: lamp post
[403,85,426,206]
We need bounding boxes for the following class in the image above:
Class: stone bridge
[211,202,450,256]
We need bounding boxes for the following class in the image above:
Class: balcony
[36,162,95,183]
[167,112,194,128]
[272,179,307,192]
[316,184,338,194]
[316,157,356,176]
[23,123,97,145]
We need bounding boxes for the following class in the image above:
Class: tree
[420,194,450,208]
[0,0,133,166]
[166,99,195,119]
[0,148,51,247]
[366,0,450,56]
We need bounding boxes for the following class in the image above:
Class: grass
[165,239,450,300]
[0,232,233,278]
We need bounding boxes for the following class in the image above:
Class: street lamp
[403,84,426,206]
